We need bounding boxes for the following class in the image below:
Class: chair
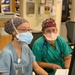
[29,31,42,49]
[65,20,75,46]
[65,21,75,75]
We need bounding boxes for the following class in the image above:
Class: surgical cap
[4,17,28,34]
[42,18,56,31]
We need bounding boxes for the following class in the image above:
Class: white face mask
[44,33,57,41]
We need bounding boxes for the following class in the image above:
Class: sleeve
[63,42,73,56]
[29,49,35,63]
[24,44,36,64]
[59,37,73,56]
[0,51,11,75]
[32,43,42,62]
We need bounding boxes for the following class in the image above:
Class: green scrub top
[32,36,73,75]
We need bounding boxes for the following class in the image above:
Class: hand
[0,73,4,75]
[52,64,62,70]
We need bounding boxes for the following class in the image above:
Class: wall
[54,0,62,35]
[20,0,37,29]
[60,22,68,41]
[70,0,75,21]
[20,0,63,35]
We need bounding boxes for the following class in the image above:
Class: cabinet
[0,0,20,50]
[0,19,12,50]
[0,1,1,13]
[1,0,16,13]
[61,0,72,22]
[0,0,20,13]
[0,36,12,50]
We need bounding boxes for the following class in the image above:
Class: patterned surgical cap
[4,17,28,34]
[42,18,56,31]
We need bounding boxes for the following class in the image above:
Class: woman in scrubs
[0,17,48,75]
[32,18,73,75]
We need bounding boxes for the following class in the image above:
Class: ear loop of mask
[11,18,19,34]
[11,18,20,41]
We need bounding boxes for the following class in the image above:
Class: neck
[46,39,55,45]
[49,41,55,45]
[12,39,23,50]
[48,40,56,49]
[12,39,23,58]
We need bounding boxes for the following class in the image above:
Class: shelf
[1,3,10,5]
[39,3,46,6]
[0,0,20,13]
[0,0,20,50]
[1,0,10,4]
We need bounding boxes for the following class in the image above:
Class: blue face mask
[16,31,33,44]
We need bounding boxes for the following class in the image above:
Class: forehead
[17,22,30,29]
[45,27,56,30]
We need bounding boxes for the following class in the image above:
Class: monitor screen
[68,47,75,75]
[66,21,75,44]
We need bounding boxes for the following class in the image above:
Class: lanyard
[17,58,22,75]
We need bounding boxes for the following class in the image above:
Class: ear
[56,28,58,32]
[42,31,45,35]
[12,31,17,36]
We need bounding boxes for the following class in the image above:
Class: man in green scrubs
[32,18,73,75]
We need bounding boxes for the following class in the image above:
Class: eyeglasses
[45,28,57,34]
[17,28,33,33]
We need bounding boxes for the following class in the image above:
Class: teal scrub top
[32,36,73,75]
[0,42,35,75]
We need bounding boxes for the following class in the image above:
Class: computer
[66,21,75,75]
[68,46,75,75]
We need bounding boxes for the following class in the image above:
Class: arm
[0,51,11,75]
[37,62,62,71]
[37,62,53,68]
[33,61,48,75]
[0,73,4,75]
[64,54,72,69]
[32,42,62,71]
[0,73,3,75]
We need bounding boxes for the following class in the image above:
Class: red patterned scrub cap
[42,18,56,31]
